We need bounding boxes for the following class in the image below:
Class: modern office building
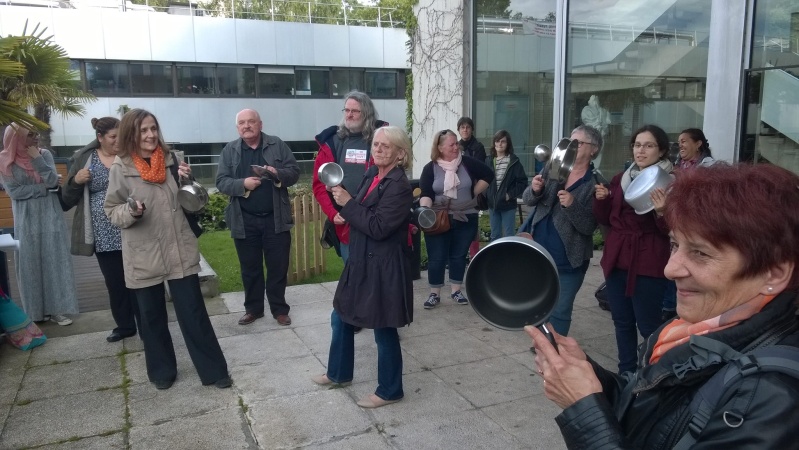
[411,0,799,178]
[0,2,410,176]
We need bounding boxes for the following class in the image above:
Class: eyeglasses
[342,108,361,115]
[632,142,659,150]
[576,140,596,147]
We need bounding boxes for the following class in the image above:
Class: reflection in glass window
[295,69,330,97]
[474,0,557,176]
[218,66,255,96]
[131,63,173,95]
[365,71,397,98]
[178,65,216,95]
[69,60,83,91]
[565,0,712,176]
[258,70,294,97]
[86,62,129,94]
[331,69,363,97]
[751,0,799,69]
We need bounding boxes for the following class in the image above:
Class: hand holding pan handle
[318,163,346,212]
[463,235,560,353]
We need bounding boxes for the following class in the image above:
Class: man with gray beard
[313,91,386,262]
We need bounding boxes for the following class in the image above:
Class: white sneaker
[50,314,73,326]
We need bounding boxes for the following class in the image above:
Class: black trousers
[134,275,228,385]
[95,250,139,335]
[234,212,291,317]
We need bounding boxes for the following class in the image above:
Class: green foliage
[593,228,605,250]
[0,36,48,129]
[198,192,229,232]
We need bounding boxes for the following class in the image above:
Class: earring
[767,286,774,293]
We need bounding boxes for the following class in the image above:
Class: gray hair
[374,126,413,170]
[337,90,378,141]
[572,124,603,159]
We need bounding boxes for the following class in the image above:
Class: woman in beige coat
[105,109,230,390]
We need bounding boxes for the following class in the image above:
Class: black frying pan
[463,235,560,348]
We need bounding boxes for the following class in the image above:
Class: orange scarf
[131,147,166,184]
[649,294,776,365]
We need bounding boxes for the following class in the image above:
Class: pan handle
[539,323,558,352]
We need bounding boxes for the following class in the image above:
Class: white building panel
[313,24,350,67]
[383,28,409,68]
[274,22,315,66]
[53,10,105,59]
[149,13,197,62]
[349,26,384,68]
[234,19,278,65]
[102,10,152,60]
[194,16,238,63]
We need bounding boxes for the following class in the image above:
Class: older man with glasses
[521,125,602,336]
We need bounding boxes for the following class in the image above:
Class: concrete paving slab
[0,389,124,449]
[28,331,122,367]
[303,430,392,449]
[231,355,327,404]
[127,375,238,427]
[433,355,541,408]
[401,329,502,370]
[569,308,616,341]
[246,389,373,448]
[318,281,339,295]
[129,407,251,450]
[481,394,566,449]
[37,433,125,449]
[288,301,340,328]
[0,361,25,406]
[18,356,122,402]
[218,329,311,367]
[220,291,245,313]
[383,409,523,449]
[464,325,534,355]
[124,346,197,387]
[286,283,336,305]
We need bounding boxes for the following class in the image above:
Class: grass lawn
[198,230,344,293]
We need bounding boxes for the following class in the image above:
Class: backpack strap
[672,336,799,449]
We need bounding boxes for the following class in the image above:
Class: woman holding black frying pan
[520,125,601,336]
[528,163,799,449]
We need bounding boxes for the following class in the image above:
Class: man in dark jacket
[216,109,300,326]
[457,116,487,259]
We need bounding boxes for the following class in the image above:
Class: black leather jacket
[556,291,799,449]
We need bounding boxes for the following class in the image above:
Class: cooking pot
[548,138,578,184]
[624,165,673,215]
[177,179,209,213]
[463,235,560,347]
[533,144,551,163]
[412,206,436,229]
[318,162,344,187]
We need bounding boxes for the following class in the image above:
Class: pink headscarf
[0,123,42,183]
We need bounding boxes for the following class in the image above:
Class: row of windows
[72,61,406,99]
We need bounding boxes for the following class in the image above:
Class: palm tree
[0,36,47,130]
[0,21,95,148]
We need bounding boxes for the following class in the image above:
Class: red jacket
[593,172,670,296]
[312,123,385,243]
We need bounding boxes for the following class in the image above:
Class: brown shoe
[356,393,401,408]
[238,312,264,325]
[275,314,291,326]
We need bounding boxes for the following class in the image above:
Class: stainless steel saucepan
[177,179,209,213]
[318,162,344,188]
[533,138,578,184]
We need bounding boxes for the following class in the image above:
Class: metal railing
[181,152,317,189]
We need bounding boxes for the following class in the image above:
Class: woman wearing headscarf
[0,124,78,325]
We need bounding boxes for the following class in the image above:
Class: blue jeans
[605,269,667,374]
[326,309,404,401]
[425,214,478,287]
[548,264,589,336]
[662,279,676,311]
[340,243,349,263]
[489,208,516,240]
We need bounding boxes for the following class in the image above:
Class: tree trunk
[34,103,52,151]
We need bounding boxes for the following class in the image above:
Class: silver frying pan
[463,235,560,347]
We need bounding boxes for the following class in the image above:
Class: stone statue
[581,95,611,137]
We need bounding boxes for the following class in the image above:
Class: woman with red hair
[0,124,78,325]
[529,163,799,448]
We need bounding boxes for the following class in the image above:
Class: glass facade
[130,63,173,95]
[178,65,216,95]
[331,69,363,97]
[86,62,129,94]
[742,0,799,174]
[474,0,714,177]
[217,66,256,96]
[295,69,330,97]
[565,0,712,176]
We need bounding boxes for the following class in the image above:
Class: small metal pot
[549,138,578,184]
[177,179,209,213]
[533,144,551,163]
[412,206,436,229]
[623,165,673,214]
[318,162,344,187]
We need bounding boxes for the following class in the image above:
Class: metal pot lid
[464,236,560,331]
[624,165,673,215]
[414,207,437,229]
